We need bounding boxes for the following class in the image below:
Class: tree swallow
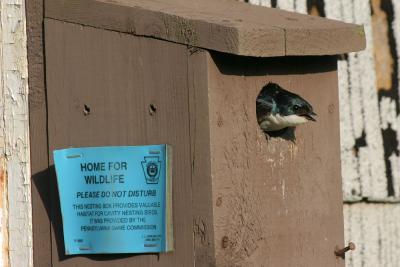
[256,82,316,132]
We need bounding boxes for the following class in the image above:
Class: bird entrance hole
[256,82,316,140]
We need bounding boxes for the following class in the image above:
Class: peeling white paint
[0,0,32,266]
[379,96,400,195]
[325,0,387,200]
[356,0,386,199]
[276,0,295,11]
[0,158,8,267]
[293,0,307,14]
[379,96,397,130]
[389,153,400,197]
[270,0,307,14]
[338,57,362,198]
[394,1,400,90]
[248,0,271,7]
[344,203,400,267]
[391,1,400,199]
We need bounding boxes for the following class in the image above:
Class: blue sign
[53,145,173,255]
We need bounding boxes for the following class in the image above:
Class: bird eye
[293,105,299,111]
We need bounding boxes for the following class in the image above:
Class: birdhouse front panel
[206,53,344,267]
[45,19,195,267]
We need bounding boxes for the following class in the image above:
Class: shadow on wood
[266,127,297,142]
[32,166,160,262]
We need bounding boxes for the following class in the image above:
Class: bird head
[281,95,316,122]
[256,83,316,132]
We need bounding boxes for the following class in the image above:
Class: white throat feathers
[259,114,308,131]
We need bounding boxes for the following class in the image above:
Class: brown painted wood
[40,6,347,266]
[45,18,194,266]
[206,54,345,266]
[26,0,52,266]
[45,0,366,57]
[188,50,216,266]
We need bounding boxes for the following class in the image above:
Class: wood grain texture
[248,1,400,266]
[45,19,193,266]
[45,0,366,57]
[26,0,52,266]
[371,0,393,91]
[207,54,344,267]
[188,50,216,266]
[343,203,400,267]
[1,0,33,266]
[324,0,387,201]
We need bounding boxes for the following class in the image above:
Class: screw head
[348,242,356,251]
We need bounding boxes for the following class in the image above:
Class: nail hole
[222,236,229,249]
[328,103,335,114]
[83,104,91,116]
[216,197,222,207]
[149,104,157,116]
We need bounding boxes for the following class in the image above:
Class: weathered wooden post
[37,0,365,266]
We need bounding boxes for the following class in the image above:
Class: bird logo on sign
[141,156,161,184]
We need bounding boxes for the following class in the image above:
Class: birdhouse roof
[46,0,366,57]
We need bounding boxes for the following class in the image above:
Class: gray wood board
[45,18,194,266]
[45,0,366,57]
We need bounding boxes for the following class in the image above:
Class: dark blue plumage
[256,82,316,132]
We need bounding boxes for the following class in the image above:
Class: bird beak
[306,115,316,122]
[303,112,317,122]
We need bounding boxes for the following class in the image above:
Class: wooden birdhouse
[35,0,365,266]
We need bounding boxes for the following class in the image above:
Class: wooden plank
[0,159,8,267]
[325,0,387,200]
[188,50,216,266]
[45,19,194,266]
[0,1,33,266]
[26,0,52,265]
[45,0,365,57]
[206,54,344,266]
[343,203,400,267]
